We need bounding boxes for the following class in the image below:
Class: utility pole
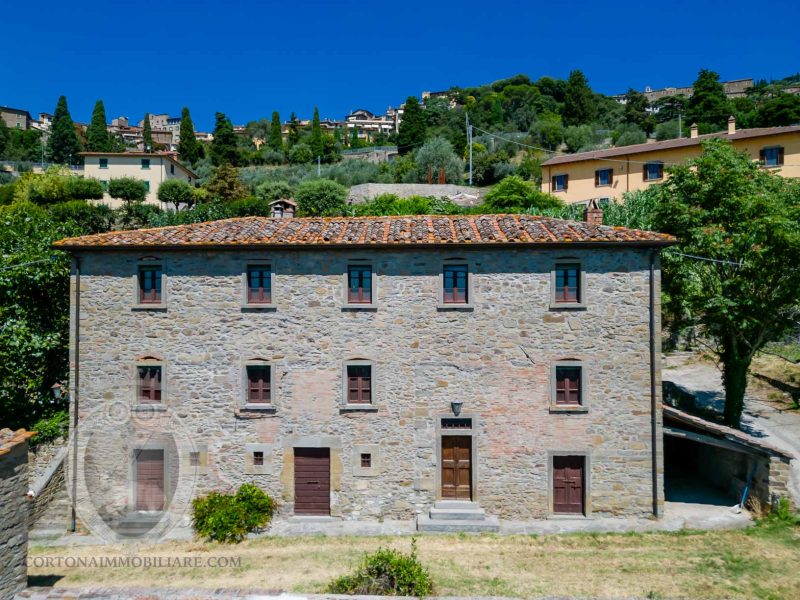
[317,155,321,177]
[466,113,473,185]
[677,110,682,139]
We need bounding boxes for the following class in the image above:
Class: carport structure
[663,405,794,509]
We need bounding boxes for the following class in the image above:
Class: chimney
[727,115,736,135]
[690,123,699,139]
[584,198,603,226]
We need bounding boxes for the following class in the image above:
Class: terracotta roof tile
[53,214,676,249]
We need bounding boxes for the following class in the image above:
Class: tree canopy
[398,96,426,155]
[47,95,82,165]
[269,111,283,151]
[295,179,347,216]
[108,177,147,203]
[211,112,239,166]
[563,70,597,126]
[654,139,800,427]
[86,100,111,152]
[687,69,731,133]
[178,107,201,165]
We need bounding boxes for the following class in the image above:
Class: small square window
[247,365,271,404]
[99,158,108,169]
[553,174,568,191]
[138,265,162,304]
[555,366,582,405]
[347,365,372,404]
[247,265,272,304]
[595,168,612,187]
[138,365,162,404]
[360,453,371,468]
[442,265,468,304]
[253,451,264,466]
[644,162,663,181]
[141,158,150,169]
[347,265,372,304]
[554,264,580,304]
[189,451,200,467]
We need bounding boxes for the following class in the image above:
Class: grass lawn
[29,519,800,599]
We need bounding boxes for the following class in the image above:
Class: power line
[664,250,742,266]
[0,257,57,273]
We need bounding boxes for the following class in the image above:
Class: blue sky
[3,0,798,131]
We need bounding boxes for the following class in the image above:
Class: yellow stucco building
[540,120,800,205]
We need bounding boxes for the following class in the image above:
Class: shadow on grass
[28,574,64,587]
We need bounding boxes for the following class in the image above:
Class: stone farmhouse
[54,212,676,534]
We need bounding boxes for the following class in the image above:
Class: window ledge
[132,303,167,311]
[548,303,586,311]
[342,303,378,311]
[549,405,588,414]
[132,404,167,412]
[241,303,277,311]
[241,404,277,413]
[437,303,474,311]
[340,404,379,412]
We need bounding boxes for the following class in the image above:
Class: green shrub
[228,196,272,217]
[327,538,433,596]
[255,180,294,202]
[108,177,148,203]
[484,175,563,212]
[295,178,347,216]
[48,200,115,234]
[64,177,104,201]
[157,179,195,209]
[0,182,15,205]
[30,410,69,446]
[192,483,275,543]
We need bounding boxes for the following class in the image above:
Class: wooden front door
[441,436,472,499]
[553,455,585,514]
[135,449,164,511]
[294,448,330,515]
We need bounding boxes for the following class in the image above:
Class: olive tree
[157,179,195,210]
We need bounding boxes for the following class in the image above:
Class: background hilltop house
[541,121,800,205]
[55,212,674,533]
[81,152,197,208]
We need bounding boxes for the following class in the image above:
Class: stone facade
[67,245,664,529]
[0,429,34,599]
[347,183,483,206]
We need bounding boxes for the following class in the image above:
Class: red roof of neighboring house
[54,214,675,250]
[0,428,35,456]
[541,125,800,166]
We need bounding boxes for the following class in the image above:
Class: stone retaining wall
[0,429,33,599]
[347,183,483,205]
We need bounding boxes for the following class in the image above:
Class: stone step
[115,513,162,538]
[416,514,500,533]
[429,507,486,520]
[28,527,67,541]
[433,500,482,510]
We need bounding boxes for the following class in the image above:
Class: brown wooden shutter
[778,146,785,165]
[563,174,569,190]
[759,148,766,164]
[608,168,613,185]
[594,170,599,186]
[643,164,648,180]
[551,176,556,191]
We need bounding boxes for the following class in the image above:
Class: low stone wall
[28,438,67,484]
[0,428,34,599]
[347,183,484,206]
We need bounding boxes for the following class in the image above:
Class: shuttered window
[247,266,272,304]
[138,365,162,404]
[138,266,162,304]
[552,174,569,191]
[554,264,580,303]
[347,365,372,404]
[555,366,582,405]
[347,265,372,304]
[644,162,663,181]
[761,146,784,167]
[595,168,613,186]
[443,265,468,304]
[247,365,271,404]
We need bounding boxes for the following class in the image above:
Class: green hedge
[192,483,275,543]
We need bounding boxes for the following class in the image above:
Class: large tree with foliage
[205,163,247,201]
[398,96,426,155]
[47,96,82,165]
[109,177,148,204]
[310,107,323,159]
[563,70,597,126]
[623,89,655,135]
[86,100,111,152]
[157,179,195,210]
[654,139,800,427]
[413,136,463,184]
[178,107,200,165]
[756,93,800,127]
[295,179,347,216]
[269,111,283,151]
[210,112,239,166]
[484,175,563,211]
[687,69,731,133]
[142,113,154,150]
[287,112,300,146]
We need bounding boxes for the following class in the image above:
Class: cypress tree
[563,70,597,126]
[687,69,731,133]
[210,112,239,166]
[47,95,82,165]
[86,100,111,152]
[268,111,283,151]
[142,113,154,150]
[397,96,426,155]
[288,112,300,147]
[310,107,323,158]
[177,107,200,164]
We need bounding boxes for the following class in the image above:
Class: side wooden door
[294,448,330,515]
[135,449,165,511]
[553,455,585,514]
[441,436,472,500]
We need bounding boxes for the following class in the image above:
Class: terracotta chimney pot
[727,115,736,135]
[584,198,603,226]
[690,123,699,139]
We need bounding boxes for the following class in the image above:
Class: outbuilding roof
[541,125,800,167]
[54,214,675,250]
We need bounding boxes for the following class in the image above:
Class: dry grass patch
[29,522,800,599]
